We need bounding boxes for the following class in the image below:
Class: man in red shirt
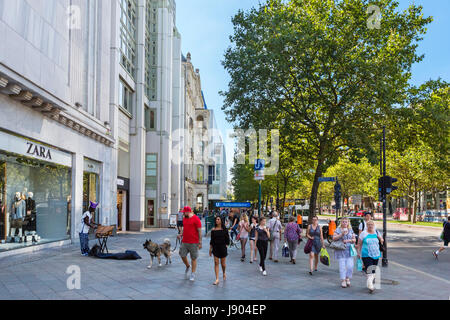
[177,206,202,281]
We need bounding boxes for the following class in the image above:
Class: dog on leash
[143,238,172,269]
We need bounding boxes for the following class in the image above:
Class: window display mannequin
[24,192,36,232]
[10,192,25,242]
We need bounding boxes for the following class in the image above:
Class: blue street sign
[215,202,252,208]
[254,159,265,171]
[318,177,335,182]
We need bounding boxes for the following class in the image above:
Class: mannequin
[25,192,36,232]
[10,192,25,241]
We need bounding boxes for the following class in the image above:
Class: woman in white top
[238,213,250,262]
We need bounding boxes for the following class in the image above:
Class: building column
[71,153,84,241]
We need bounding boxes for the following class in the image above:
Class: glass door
[117,191,123,231]
[145,199,155,228]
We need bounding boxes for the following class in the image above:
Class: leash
[172,235,182,252]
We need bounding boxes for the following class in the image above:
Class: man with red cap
[177,206,202,281]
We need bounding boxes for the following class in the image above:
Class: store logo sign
[26,142,52,160]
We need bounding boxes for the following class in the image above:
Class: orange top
[297,214,302,225]
[328,220,336,235]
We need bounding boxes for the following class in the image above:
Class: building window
[119,80,133,114]
[197,165,204,183]
[119,0,137,78]
[208,165,215,185]
[145,0,158,100]
[83,159,101,222]
[145,107,156,131]
[146,154,157,191]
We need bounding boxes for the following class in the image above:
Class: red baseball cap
[182,206,192,213]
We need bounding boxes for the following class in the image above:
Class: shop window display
[0,152,71,251]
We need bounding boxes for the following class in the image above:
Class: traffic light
[378,177,383,201]
[385,176,398,194]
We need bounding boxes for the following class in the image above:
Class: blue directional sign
[215,202,252,208]
[318,177,336,182]
[254,159,265,171]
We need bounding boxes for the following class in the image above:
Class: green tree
[221,0,432,222]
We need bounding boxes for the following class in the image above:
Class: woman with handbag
[254,217,270,276]
[284,216,302,264]
[332,217,356,288]
[306,215,324,275]
[238,213,250,262]
[356,220,384,293]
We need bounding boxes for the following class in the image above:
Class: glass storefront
[83,158,101,223]
[0,151,71,252]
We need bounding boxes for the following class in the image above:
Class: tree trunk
[413,182,418,224]
[308,153,325,223]
[276,175,280,212]
[282,176,288,217]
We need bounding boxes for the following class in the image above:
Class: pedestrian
[178,206,202,282]
[249,215,259,263]
[359,211,377,235]
[306,215,324,275]
[238,213,250,261]
[433,216,450,259]
[268,211,282,262]
[78,201,99,256]
[284,216,302,264]
[255,216,270,276]
[176,208,184,235]
[230,211,240,241]
[332,217,356,288]
[209,216,230,285]
[356,220,384,293]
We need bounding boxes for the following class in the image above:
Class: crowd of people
[174,206,448,293]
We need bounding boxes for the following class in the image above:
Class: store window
[83,159,101,223]
[0,152,71,252]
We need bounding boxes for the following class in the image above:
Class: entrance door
[145,199,155,228]
[117,191,123,231]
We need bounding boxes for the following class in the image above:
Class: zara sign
[26,142,52,160]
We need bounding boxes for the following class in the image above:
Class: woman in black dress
[209,216,230,285]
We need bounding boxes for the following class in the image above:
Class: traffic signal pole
[382,126,388,267]
[258,180,262,218]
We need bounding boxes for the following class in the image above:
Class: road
[0,219,448,300]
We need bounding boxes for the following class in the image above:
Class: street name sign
[318,177,335,182]
[215,202,252,208]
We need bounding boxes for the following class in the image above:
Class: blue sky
[175,0,450,182]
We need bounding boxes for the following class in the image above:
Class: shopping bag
[440,231,444,241]
[319,248,330,266]
[282,243,290,258]
[350,244,357,257]
[304,239,313,254]
[357,258,363,271]
[236,232,241,241]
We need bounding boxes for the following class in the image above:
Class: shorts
[177,221,183,228]
[179,242,199,260]
[444,239,449,246]
[362,257,379,274]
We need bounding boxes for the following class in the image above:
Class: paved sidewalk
[0,226,449,300]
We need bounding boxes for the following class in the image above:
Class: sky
[175,0,450,183]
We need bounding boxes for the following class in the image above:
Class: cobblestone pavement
[0,222,449,300]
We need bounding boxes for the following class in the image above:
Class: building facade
[0,0,117,255]
[0,0,227,254]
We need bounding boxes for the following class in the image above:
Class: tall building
[0,0,227,257]
[0,0,116,255]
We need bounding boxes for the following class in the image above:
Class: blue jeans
[231,225,238,240]
[79,232,89,254]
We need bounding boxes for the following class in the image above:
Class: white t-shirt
[79,211,92,234]
[359,220,377,233]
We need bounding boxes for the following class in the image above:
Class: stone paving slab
[0,227,448,300]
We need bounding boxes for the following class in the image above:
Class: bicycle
[228,229,241,250]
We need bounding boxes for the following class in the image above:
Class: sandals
[213,280,219,286]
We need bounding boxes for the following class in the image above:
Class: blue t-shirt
[360,231,381,259]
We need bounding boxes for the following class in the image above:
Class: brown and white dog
[143,238,172,269]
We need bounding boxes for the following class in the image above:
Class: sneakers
[189,273,195,282]
[259,266,263,272]
[185,266,191,279]
[262,270,267,276]
[432,251,438,260]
